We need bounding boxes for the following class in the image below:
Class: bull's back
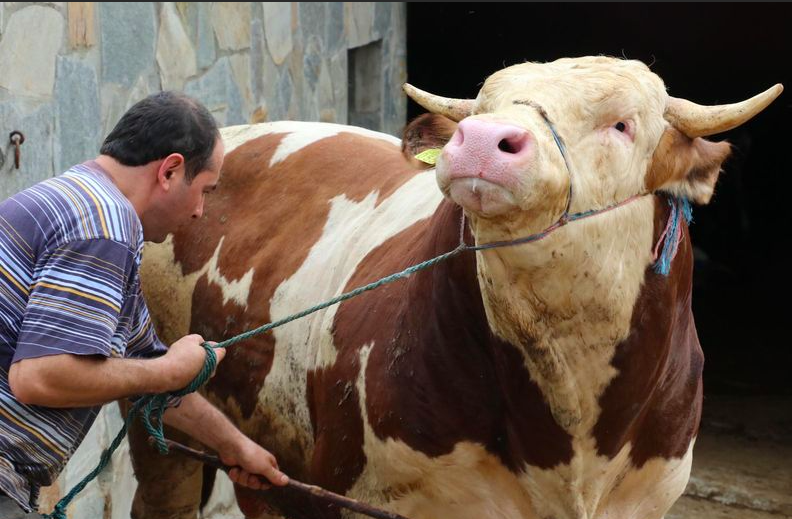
[140,121,444,473]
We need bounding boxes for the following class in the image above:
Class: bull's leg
[123,401,205,519]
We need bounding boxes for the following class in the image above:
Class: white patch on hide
[347,344,537,519]
[220,121,400,163]
[141,236,254,344]
[257,170,444,466]
[520,438,695,519]
[205,237,255,308]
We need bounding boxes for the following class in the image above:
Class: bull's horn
[403,83,474,122]
[665,84,783,138]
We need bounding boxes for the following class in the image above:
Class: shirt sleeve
[13,239,133,363]
[124,290,168,360]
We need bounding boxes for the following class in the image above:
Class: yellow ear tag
[414,148,441,165]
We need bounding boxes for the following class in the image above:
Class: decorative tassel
[653,196,692,276]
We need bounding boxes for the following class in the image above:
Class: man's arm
[163,392,289,488]
[8,334,222,408]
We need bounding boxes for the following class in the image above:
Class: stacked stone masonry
[0,2,407,200]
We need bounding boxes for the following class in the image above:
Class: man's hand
[219,436,289,489]
[156,334,226,392]
[163,393,289,490]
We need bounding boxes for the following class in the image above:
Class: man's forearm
[162,393,289,488]
[162,392,246,454]
[8,354,169,408]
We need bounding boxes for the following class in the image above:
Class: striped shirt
[0,161,169,512]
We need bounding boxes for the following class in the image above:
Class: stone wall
[0,2,407,201]
[0,3,406,517]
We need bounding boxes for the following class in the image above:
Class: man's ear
[645,127,732,205]
[156,153,186,191]
[401,113,458,169]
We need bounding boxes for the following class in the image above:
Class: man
[0,92,288,518]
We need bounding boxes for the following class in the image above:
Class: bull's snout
[442,119,533,189]
[437,119,534,216]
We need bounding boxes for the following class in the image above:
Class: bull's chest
[347,436,694,519]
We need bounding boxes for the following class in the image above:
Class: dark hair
[99,91,220,182]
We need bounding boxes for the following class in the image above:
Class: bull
[128,56,781,519]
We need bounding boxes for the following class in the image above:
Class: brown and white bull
[129,56,781,519]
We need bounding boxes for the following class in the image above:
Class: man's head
[100,91,224,242]
[101,91,220,182]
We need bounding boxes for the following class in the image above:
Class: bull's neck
[471,196,658,434]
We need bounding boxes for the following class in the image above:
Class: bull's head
[403,57,781,235]
[403,57,781,349]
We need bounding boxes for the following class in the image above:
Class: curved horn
[665,84,783,138]
[403,83,474,122]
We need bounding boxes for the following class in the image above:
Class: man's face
[145,138,224,243]
[173,139,224,222]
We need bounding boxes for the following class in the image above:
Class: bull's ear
[401,113,458,169]
[645,127,732,205]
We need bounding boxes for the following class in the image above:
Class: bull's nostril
[498,135,524,154]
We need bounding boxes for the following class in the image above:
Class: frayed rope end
[653,196,692,276]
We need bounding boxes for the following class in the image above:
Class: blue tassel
[653,196,692,276]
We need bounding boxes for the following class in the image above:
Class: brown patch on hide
[594,196,703,467]
[333,200,573,473]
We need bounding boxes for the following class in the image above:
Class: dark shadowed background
[406,3,792,396]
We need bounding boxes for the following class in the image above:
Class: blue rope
[653,196,693,275]
[45,398,143,519]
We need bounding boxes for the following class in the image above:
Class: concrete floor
[667,396,792,519]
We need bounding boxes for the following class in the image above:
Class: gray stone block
[326,3,345,53]
[303,34,323,92]
[196,2,216,70]
[298,2,324,49]
[263,2,293,65]
[55,56,101,173]
[329,50,348,124]
[271,67,293,121]
[251,19,266,102]
[185,58,245,127]
[375,2,392,41]
[100,2,156,87]
[157,2,197,91]
[211,2,251,51]
[346,2,375,48]
[0,6,64,98]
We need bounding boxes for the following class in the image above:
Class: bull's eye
[614,121,627,132]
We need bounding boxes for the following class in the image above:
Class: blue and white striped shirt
[0,161,168,512]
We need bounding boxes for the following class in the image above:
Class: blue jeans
[0,494,41,518]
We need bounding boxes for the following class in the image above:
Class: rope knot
[144,343,217,454]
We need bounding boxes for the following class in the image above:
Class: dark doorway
[406,3,792,396]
